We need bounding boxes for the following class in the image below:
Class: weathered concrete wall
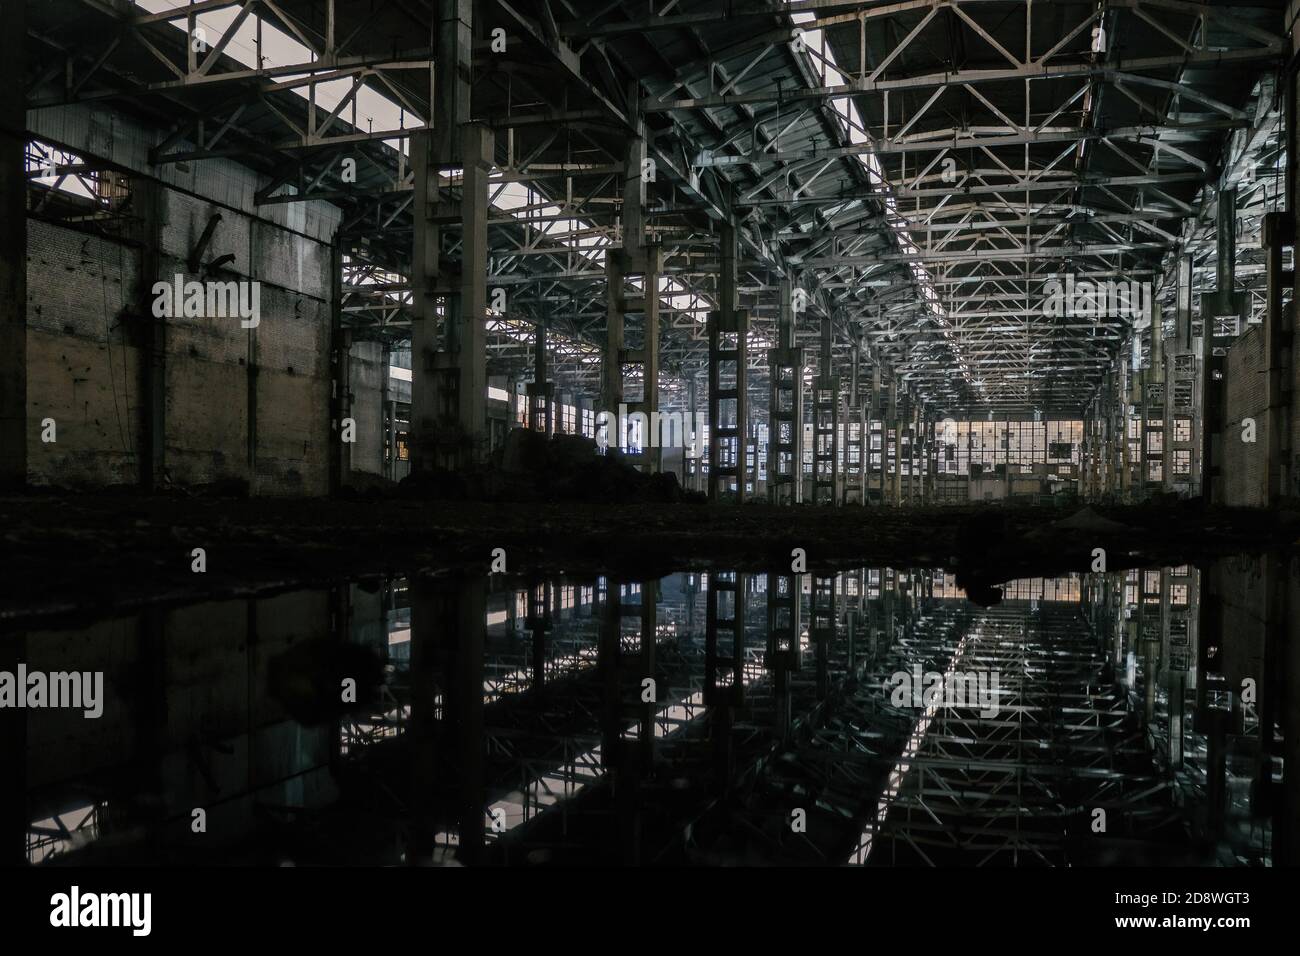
[1222,325,1269,507]
[25,220,143,487]
[348,341,385,477]
[25,104,341,495]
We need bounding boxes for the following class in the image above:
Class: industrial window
[1213,314,1240,338]
[1173,418,1192,442]
[1173,450,1191,476]
[26,139,129,207]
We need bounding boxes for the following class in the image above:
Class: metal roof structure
[23,0,1290,417]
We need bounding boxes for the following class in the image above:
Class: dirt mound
[398,429,704,504]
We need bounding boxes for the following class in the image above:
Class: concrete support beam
[0,0,25,486]
[623,247,663,474]
[684,374,703,490]
[812,314,839,506]
[767,281,803,505]
[437,0,472,154]
[843,340,865,506]
[708,221,747,502]
[889,380,902,506]
[329,243,350,493]
[1162,255,1201,497]
[451,122,491,463]
[409,125,442,470]
[867,363,884,504]
[1199,186,1245,506]
[412,122,493,470]
[131,178,167,491]
[1262,212,1294,503]
[527,317,554,435]
[602,254,625,427]
[410,2,487,472]
[622,135,647,251]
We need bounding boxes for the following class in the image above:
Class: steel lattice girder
[29,0,1287,417]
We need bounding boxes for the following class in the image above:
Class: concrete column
[437,1,472,153]
[1263,212,1294,503]
[1176,253,1194,349]
[132,178,166,491]
[842,338,865,506]
[641,251,660,471]
[889,380,902,505]
[812,313,839,505]
[387,399,398,478]
[1199,186,1242,506]
[624,247,662,473]
[768,279,804,504]
[686,374,700,489]
[410,1,477,472]
[451,122,491,464]
[527,316,553,435]
[869,362,883,502]
[329,243,350,493]
[0,0,25,486]
[409,128,442,471]
[622,135,647,251]
[708,221,747,502]
[603,254,625,425]
[601,135,650,452]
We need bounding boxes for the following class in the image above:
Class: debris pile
[398,429,704,504]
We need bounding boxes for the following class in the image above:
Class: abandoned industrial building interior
[4,0,1300,883]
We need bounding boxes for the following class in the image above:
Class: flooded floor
[1,558,1287,867]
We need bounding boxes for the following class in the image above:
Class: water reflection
[0,557,1290,866]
